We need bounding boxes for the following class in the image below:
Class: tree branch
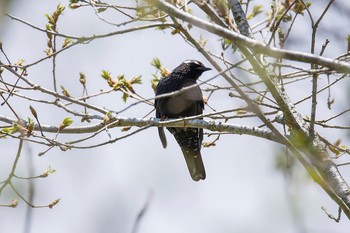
[154,0,350,219]
[154,0,350,74]
[227,0,253,38]
[0,114,281,144]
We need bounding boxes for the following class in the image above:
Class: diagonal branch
[228,0,350,218]
[154,0,350,74]
[154,0,350,219]
[227,0,253,38]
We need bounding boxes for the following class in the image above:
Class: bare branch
[0,114,280,143]
[154,0,350,74]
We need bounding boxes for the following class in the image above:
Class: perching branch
[0,114,280,143]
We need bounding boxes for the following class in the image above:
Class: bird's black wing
[155,75,181,148]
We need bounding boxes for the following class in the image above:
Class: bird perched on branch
[155,60,211,181]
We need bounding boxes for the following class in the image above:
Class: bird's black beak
[201,67,211,72]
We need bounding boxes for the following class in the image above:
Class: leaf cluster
[101,70,142,102]
[150,57,170,90]
[44,4,71,55]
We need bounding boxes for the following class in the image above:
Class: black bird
[155,60,211,181]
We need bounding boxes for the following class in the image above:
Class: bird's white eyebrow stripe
[183,60,200,64]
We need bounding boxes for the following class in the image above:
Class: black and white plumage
[155,60,211,181]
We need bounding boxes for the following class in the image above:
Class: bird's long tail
[173,128,206,181]
[158,127,167,148]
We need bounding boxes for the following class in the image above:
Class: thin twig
[131,191,154,233]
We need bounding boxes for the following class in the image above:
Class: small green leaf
[45,14,53,23]
[59,117,73,130]
[131,75,142,84]
[151,75,161,91]
[236,109,247,115]
[101,70,111,80]
[247,5,263,20]
[97,7,107,13]
[44,48,53,56]
[117,74,126,82]
[221,38,233,50]
[60,85,70,97]
[293,1,312,15]
[122,93,129,103]
[328,144,340,155]
[56,4,65,14]
[151,57,162,69]
[63,118,73,126]
[212,0,229,18]
[1,127,14,135]
[46,24,52,31]
[62,38,72,48]
[79,72,86,85]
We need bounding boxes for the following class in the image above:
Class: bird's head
[173,60,211,79]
